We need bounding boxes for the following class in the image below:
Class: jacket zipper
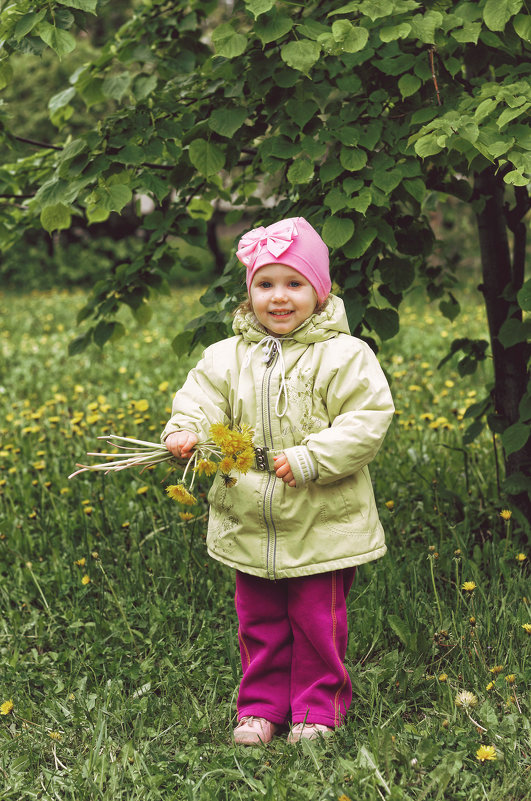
[261,352,278,580]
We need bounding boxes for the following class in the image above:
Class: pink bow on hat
[236,220,298,268]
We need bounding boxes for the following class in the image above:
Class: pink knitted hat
[236,217,331,303]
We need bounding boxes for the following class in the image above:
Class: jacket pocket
[319,468,373,530]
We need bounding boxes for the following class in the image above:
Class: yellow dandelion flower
[48,731,61,741]
[522,623,531,634]
[132,399,149,412]
[455,690,478,709]
[158,381,169,392]
[234,450,254,474]
[83,506,93,516]
[505,674,516,684]
[490,665,504,674]
[0,699,14,715]
[136,486,149,495]
[193,459,218,477]
[500,509,512,520]
[91,551,99,559]
[81,575,90,585]
[122,521,130,528]
[462,581,476,592]
[385,500,395,510]
[516,553,526,562]
[486,682,495,691]
[179,512,195,522]
[438,673,448,682]
[338,795,352,801]
[165,484,196,506]
[210,422,231,448]
[476,745,496,762]
[219,456,234,474]
[74,558,86,567]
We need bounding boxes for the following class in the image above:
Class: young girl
[162,217,394,745]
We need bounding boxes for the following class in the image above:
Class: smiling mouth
[269,310,293,317]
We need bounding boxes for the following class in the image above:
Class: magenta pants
[235,567,356,728]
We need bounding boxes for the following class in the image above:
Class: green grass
[0,287,529,800]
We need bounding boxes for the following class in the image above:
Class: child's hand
[274,453,296,487]
[164,431,198,459]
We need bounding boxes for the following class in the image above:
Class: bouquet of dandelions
[68,422,255,506]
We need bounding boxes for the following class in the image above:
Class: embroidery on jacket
[285,368,322,435]
[209,483,238,554]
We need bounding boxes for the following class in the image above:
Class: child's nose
[272,286,288,300]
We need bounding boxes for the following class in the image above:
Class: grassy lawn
[0,287,529,800]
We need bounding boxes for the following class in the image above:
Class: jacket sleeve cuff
[283,445,319,486]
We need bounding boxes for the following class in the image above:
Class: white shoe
[287,722,333,743]
[233,716,278,745]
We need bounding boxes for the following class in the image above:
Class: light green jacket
[162,295,394,580]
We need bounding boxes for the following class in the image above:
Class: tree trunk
[474,166,531,522]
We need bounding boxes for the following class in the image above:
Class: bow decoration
[237,220,298,269]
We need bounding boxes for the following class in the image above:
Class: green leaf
[324,187,349,214]
[187,197,214,220]
[37,22,76,57]
[403,178,426,203]
[211,23,247,58]
[0,62,13,91]
[517,278,531,311]
[48,87,76,115]
[387,614,410,647]
[379,22,411,42]
[255,10,293,44]
[349,187,372,215]
[56,0,97,11]
[360,0,394,22]
[513,12,531,41]
[94,321,120,348]
[103,72,132,101]
[188,139,225,176]
[14,9,47,40]
[40,203,72,233]
[409,11,443,43]
[138,172,170,203]
[365,307,400,340]
[372,169,402,193]
[498,318,531,347]
[208,108,248,138]
[287,100,319,129]
[414,134,443,158]
[452,22,482,44]
[503,169,529,186]
[133,74,158,100]
[484,0,523,32]
[287,158,314,184]
[322,217,355,248]
[340,147,368,171]
[281,41,321,74]
[116,144,144,165]
[331,20,369,52]
[245,0,275,18]
[439,294,461,321]
[398,73,421,98]
[502,421,530,456]
[343,226,377,258]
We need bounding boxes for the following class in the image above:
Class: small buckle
[254,446,269,471]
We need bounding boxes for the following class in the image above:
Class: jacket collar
[233,294,351,344]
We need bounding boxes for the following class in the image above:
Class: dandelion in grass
[179,512,195,522]
[516,553,526,562]
[385,500,394,510]
[505,674,516,684]
[438,673,448,682]
[476,745,496,762]
[166,484,196,506]
[490,665,504,674]
[486,681,495,691]
[136,486,149,495]
[74,558,86,566]
[522,623,531,635]
[81,575,90,585]
[462,581,476,592]
[455,690,478,709]
[48,731,61,741]
[500,509,512,520]
[1,700,14,715]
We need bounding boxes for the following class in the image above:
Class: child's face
[249,264,317,336]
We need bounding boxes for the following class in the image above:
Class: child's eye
[289,281,301,287]
[259,281,272,288]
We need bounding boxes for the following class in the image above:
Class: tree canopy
[1,0,530,519]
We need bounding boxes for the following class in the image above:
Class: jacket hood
[232,293,351,344]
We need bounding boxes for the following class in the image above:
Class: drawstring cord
[243,335,289,417]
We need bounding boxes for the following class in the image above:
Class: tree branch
[14,136,63,151]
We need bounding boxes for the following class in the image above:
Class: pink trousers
[235,567,356,727]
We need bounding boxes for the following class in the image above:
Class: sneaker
[233,716,278,745]
[287,722,333,743]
